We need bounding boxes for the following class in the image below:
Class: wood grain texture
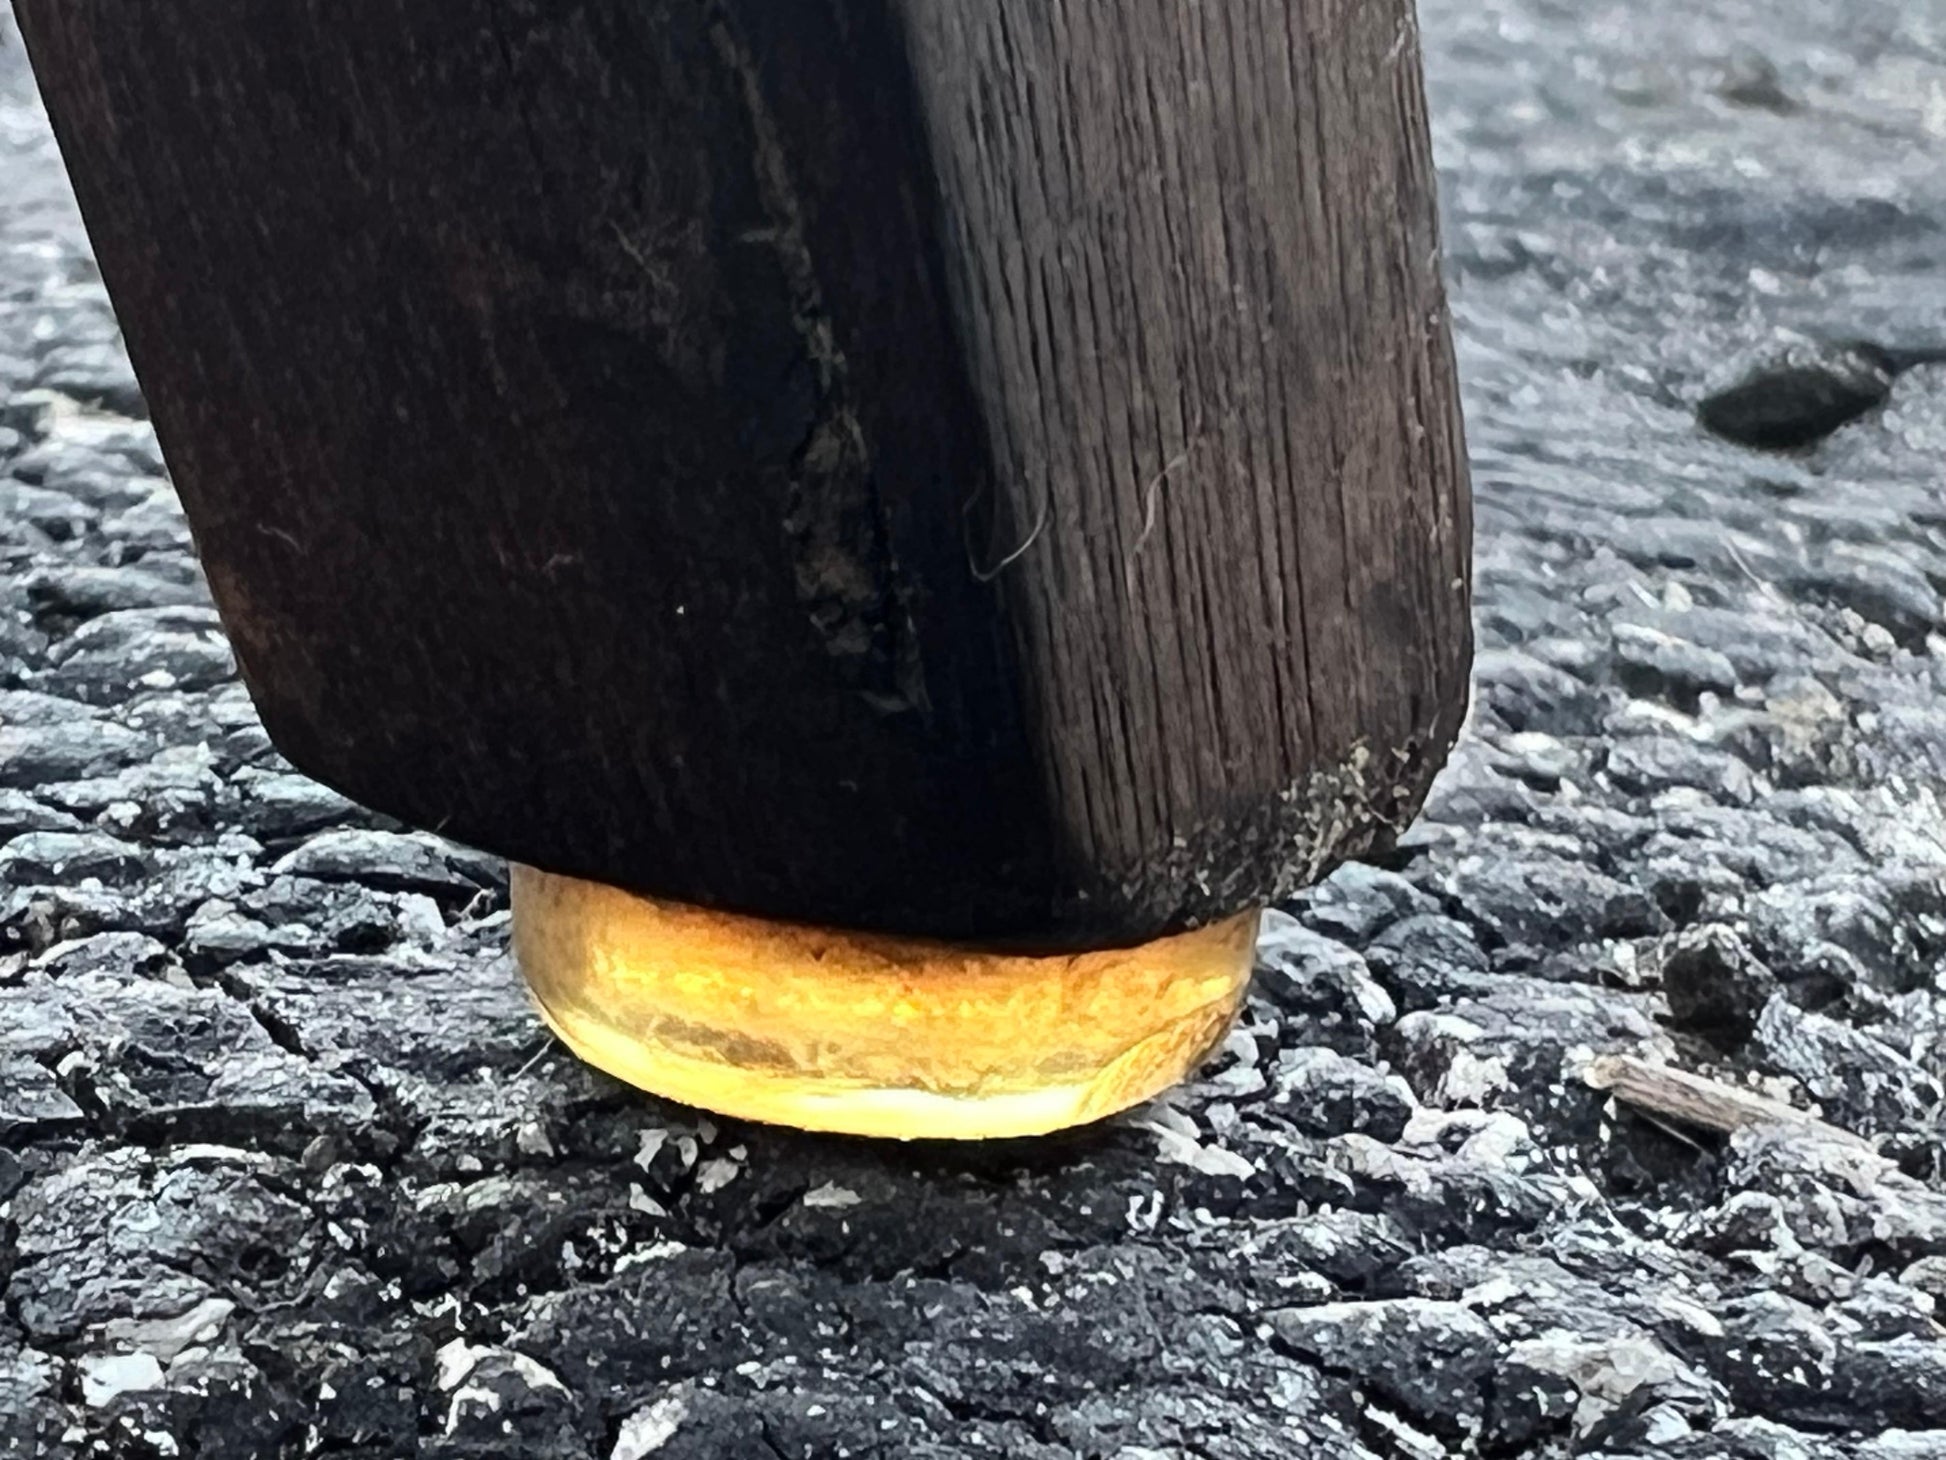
[897,0,1472,920]
[14,0,1470,948]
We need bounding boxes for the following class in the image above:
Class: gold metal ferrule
[511,866,1258,1140]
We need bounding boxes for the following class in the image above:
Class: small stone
[1660,924,1777,1050]
[1859,1431,1946,1460]
[1255,912,1397,1030]
[1839,1278,1939,1342]
[0,788,86,839]
[301,1135,339,1175]
[1901,1257,1946,1302]
[1440,852,1665,951]
[1470,649,1606,738]
[42,605,236,705]
[1272,1047,1415,1141]
[1708,1292,1842,1419]
[1365,914,1492,1013]
[1680,1191,1798,1259]
[1713,51,1799,113]
[229,768,365,841]
[1487,730,1583,790]
[0,477,97,540]
[181,900,286,965]
[1294,862,1435,943]
[612,1393,691,1460]
[31,337,149,418]
[102,488,197,552]
[1508,1330,1698,1438]
[1267,1299,1500,1431]
[0,710,152,786]
[272,829,504,900]
[1605,736,1756,805]
[1838,1336,1946,1430]
[78,1351,164,1407]
[1698,341,1910,452]
[1612,623,1739,704]
[1249,1209,1414,1288]
[100,1296,236,1364]
[0,830,149,886]
[0,1056,86,1135]
[1750,993,1944,1137]
[24,561,207,622]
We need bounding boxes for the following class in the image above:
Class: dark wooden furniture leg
[14,0,1470,1136]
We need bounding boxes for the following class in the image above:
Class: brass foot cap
[510,866,1259,1140]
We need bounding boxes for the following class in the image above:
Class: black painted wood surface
[13,0,1471,948]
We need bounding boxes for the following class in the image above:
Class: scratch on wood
[708,7,926,714]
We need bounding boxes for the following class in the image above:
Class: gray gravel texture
[5,2,1946,1456]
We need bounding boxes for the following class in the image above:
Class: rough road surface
[5,3,1946,1456]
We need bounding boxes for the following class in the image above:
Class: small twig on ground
[1583,1052,1871,1149]
[513,1036,560,1082]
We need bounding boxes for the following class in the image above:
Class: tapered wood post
[15,0,1470,1135]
